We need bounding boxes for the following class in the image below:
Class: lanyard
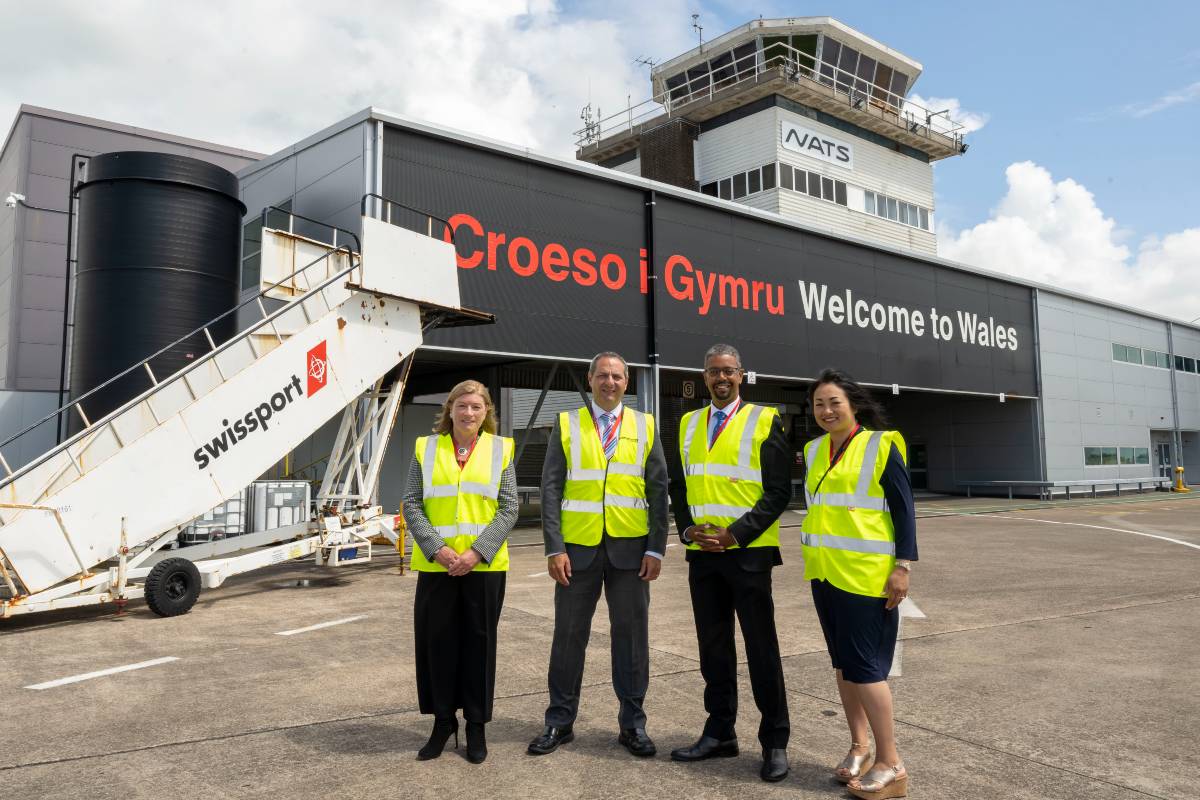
[709,398,740,446]
[454,435,478,470]
[810,424,861,497]
[593,408,622,446]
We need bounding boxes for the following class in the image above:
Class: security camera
[4,192,25,208]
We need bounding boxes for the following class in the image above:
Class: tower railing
[574,41,966,151]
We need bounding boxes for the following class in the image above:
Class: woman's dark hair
[807,368,888,429]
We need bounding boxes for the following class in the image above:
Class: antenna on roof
[579,102,601,145]
[634,55,658,71]
[692,14,703,47]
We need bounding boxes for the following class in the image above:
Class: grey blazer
[540,410,670,571]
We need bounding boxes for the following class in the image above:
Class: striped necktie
[599,412,618,459]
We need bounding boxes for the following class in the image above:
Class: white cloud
[939,161,1200,322]
[905,93,988,136]
[1120,81,1200,118]
[0,0,694,159]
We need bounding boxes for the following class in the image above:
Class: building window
[240,200,292,291]
[780,163,794,190]
[700,182,718,196]
[1119,447,1150,465]
[761,163,776,190]
[748,170,761,194]
[719,179,732,200]
[1084,446,1119,466]
[732,173,747,199]
[863,189,931,231]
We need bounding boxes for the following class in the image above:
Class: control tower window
[762,34,818,76]
[818,39,840,87]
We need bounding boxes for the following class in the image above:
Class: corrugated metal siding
[695,111,778,185]
[776,188,937,255]
[694,106,937,255]
[775,107,933,208]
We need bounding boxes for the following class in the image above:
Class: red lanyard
[593,408,622,446]
[811,424,861,497]
[455,435,478,470]
[709,398,740,446]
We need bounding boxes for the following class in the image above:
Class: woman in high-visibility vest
[403,380,517,765]
[801,369,917,800]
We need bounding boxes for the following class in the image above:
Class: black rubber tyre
[144,558,201,617]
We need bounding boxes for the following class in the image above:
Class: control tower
[574,17,969,256]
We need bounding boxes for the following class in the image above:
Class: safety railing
[574,40,966,150]
[0,228,359,490]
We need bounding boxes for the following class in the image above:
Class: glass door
[1155,443,1172,478]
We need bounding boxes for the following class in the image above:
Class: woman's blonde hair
[433,380,497,435]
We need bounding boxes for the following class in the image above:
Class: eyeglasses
[704,367,742,378]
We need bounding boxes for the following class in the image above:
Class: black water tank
[69,152,246,431]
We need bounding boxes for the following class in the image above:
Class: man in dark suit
[528,351,670,758]
[668,343,793,782]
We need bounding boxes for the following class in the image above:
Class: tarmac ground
[1,491,1198,799]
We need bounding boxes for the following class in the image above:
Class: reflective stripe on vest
[804,432,890,512]
[679,403,780,550]
[411,432,512,573]
[801,429,904,596]
[560,406,653,545]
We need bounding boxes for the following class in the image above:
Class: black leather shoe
[527,725,574,755]
[465,721,487,764]
[416,717,458,760]
[760,748,789,782]
[669,735,739,761]
[618,728,657,757]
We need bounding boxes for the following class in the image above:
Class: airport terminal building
[1,17,1197,507]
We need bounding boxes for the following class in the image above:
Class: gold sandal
[848,763,907,799]
[834,742,872,784]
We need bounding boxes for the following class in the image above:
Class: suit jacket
[541,410,670,571]
[668,405,792,572]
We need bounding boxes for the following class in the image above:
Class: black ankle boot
[416,717,458,760]
[465,721,487,763]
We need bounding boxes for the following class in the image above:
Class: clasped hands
[688,523,736,552]
[435,546,481,576]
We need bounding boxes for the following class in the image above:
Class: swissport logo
[307,341,328,397]
[191,341,331,470]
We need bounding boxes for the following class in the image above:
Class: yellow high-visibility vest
[411,432,513,572]
[801,429,906,597]
[679,403,780,550]
[559,406,654,546]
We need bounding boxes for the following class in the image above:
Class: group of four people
[402,344,918,800]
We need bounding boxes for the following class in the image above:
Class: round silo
[69,151,246,432]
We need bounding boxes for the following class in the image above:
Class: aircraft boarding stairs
[0,196,489,618]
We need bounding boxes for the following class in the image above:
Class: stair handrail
[261,205,362,254]
[0,241,359,487]
[360,193,455,242]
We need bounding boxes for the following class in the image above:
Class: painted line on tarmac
[24,656,179,690]
[971,513,1200,551]
[666,542,679,548]
[527,571,548,577]
[275,615,368,636]
[890,598,927,678]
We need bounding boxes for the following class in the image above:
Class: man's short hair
[703,343,741,367]
[588,351,629,379]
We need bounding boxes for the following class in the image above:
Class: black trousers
[413,570,506,723]
[688,557,789,749]
[544,540,651,730]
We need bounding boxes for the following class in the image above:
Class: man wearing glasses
[668,343,793,782]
